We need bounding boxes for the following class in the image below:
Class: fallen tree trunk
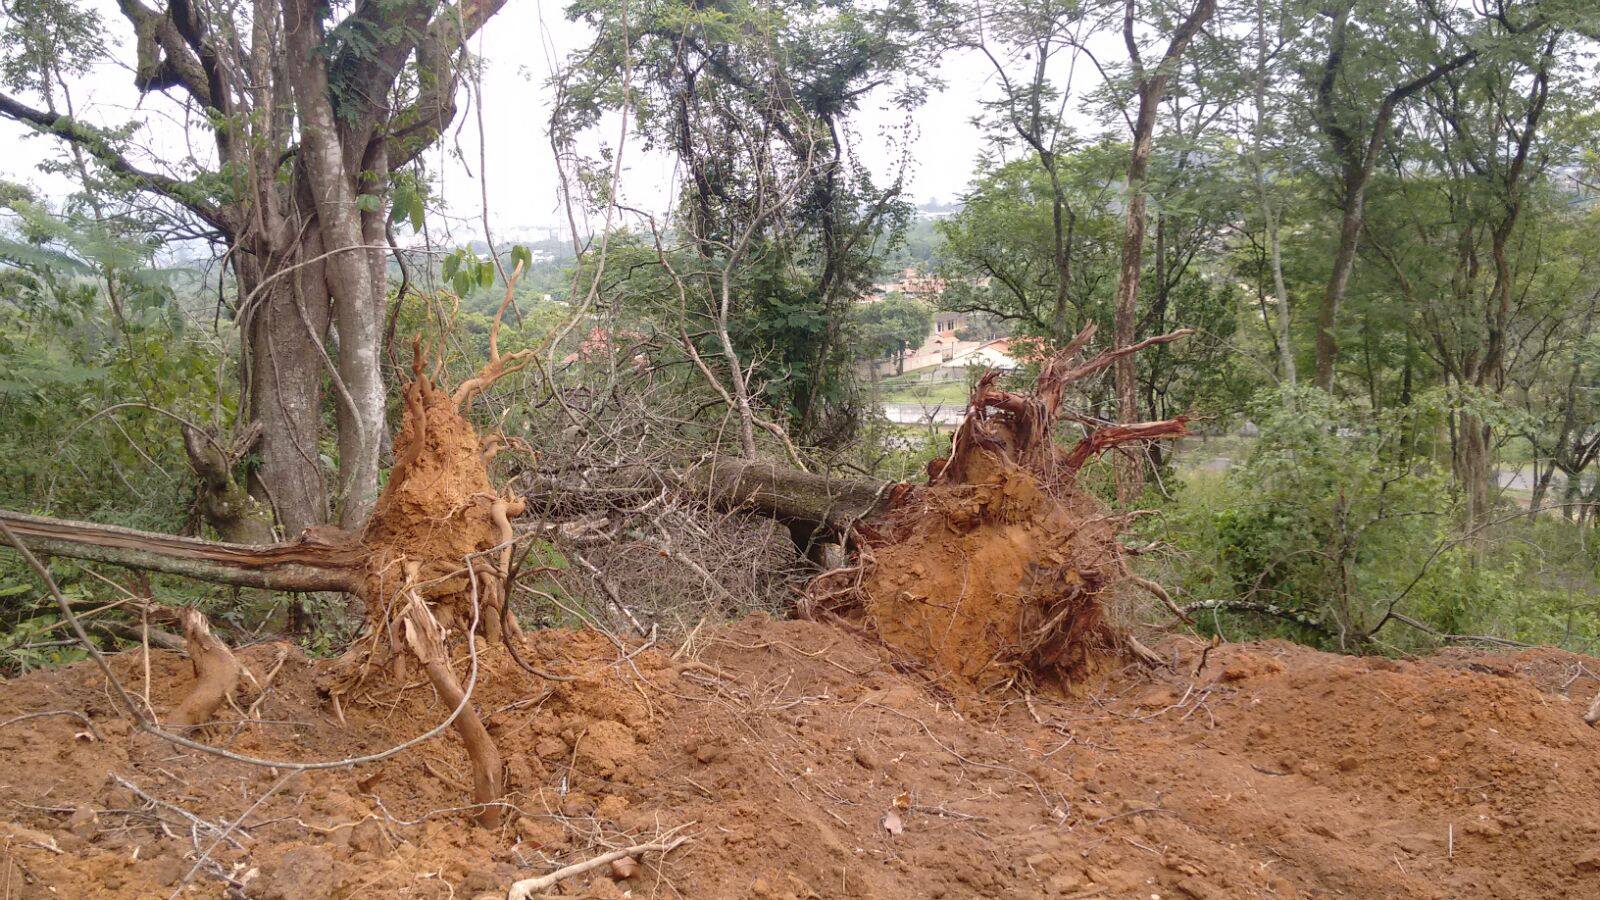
[521,459,891,536]
[0,510,361,593]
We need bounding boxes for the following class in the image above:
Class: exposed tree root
[170,608,243,728]
[0,273,541,821]
[400,571,502,828]
[809,325,1189,691]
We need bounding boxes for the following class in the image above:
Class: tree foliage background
[2,0,1600,667]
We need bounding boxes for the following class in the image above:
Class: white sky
[0,0,1106,245]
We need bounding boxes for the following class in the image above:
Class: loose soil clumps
[3,621,1598,898]
[809,326,1188,691]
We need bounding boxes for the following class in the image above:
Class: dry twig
[506,833,691,900]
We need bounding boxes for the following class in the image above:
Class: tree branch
[386,0,510,167]
[0,510,359,592]
[0,92,227,230]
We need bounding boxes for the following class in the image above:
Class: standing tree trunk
[236,240,332,536]
[1252,0,1294,391]
[1111,0,1216,504]
[281,0,386,528]
[0,0,510,535]
[1312,157,1369,392]
[1308,1,1491,391]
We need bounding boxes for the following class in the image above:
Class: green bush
[1144,386,1600,653]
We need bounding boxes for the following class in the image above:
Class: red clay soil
[848,471,1125,694]
[1,618,1598,898]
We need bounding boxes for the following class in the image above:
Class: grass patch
[873,370,971,405]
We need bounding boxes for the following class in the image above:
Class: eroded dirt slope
[1,619,1598,898]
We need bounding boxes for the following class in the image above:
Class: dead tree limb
[521,459,892,536]
[0,510,360,592]
[401,570,503,827]
[1181,599,1331,635]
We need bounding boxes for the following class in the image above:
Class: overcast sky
[0,0,1106,246]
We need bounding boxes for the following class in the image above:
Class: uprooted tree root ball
[321,272,542,823]
[806,325,1189,692]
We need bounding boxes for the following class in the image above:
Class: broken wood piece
[171,608,243,728]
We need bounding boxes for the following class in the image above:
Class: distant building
[863,332,1017,381]
[859,267,948,304]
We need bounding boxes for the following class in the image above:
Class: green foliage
[0,0,104,93]
[1214,389,1452,635]
[937,151,1125,339]
[0,192,224,524]
[1144,386,1600,653]
[556,0,944,445]
[849,295,933,361]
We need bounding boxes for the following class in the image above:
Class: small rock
[66,804,98,838]
[611,855,640,880]
[852,745,881,770]
[348,817,388,854]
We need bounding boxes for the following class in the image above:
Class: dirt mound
[2,619,1597,898]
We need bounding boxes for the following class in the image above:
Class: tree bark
[0,510,359,593]
[237,241,331,535]
[523,460,892,537]
[282,0,385,528]
[1458,411,1493,531]
[181,425,275,545]
[1313,159,1368,392]
[1111,0,1216,503]
[1253,0,1294,391]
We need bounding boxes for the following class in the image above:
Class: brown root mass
[320,348,525,700]
[810,325,1189,691]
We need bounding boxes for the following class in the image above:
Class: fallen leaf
[892,790,911,808]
